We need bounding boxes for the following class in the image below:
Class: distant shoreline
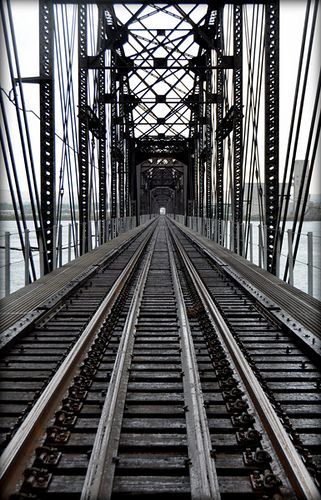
[1,215,321,222]
[0,215,77,221]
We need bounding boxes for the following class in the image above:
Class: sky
[0,0,320,204]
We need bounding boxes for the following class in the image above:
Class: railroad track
[0,223,156,473]
[0,217,320,499]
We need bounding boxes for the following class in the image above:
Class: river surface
[0,219,320,301]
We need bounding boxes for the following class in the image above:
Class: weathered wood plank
[112,475,190,494]
[119,433,187,447]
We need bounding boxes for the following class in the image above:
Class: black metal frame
[233,3,243,253]
[118,73,125,218]
[215,8,224,242]
[205,50,212,219]
[98,6,107,243]
[198,79,204,219]
[39,0,55,272]
[35,0,281,277]
[265,1,279,273]
[78,3,89,254]
[110,52,118,219]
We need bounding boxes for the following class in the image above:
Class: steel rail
[167,232,221,500]
[169,225,321,500]
[177,220,321,323]
[0,226,155,500]
[0,218,157,349]
[169,219,321,354]
[80,226,159,500]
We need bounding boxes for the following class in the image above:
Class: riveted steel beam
[233,3,243,253]
[205,50,212,219]
[98,6,107,243]
[215,8,224,243]
[39,0,55,273]
[110,53,118,219]
[78,3,89,254]
[265,1,279,274]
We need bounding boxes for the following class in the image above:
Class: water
[0,219,320,301]
[0,220,90,297]
[250,221,321,300]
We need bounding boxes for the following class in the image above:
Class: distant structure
[243,159,318,220]
[243,183,289,218]
[291,160,309,215]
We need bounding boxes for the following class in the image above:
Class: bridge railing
[169,214,320,300]
[0,215,157,298]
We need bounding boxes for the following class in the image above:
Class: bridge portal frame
[37,0,280,275]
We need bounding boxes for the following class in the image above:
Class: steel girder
[265,1,279,274]
[123,79,132,217]
[194,135,199,217]
[106,7,132,219]
[205,50,212,219]
[215,8,224,243]
[189,85,200,217]
[233,4,243,253]
[110,52,118,219]
[78,3,89,254]
[118,74,125,218]
[98,7,107,243]
[188,92,199,217]
[39,0,55,273]
[198,80,204,218]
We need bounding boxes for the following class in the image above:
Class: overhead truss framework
[35,0,280,273]
[138,157,186,215]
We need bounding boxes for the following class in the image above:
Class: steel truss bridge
[0,2,321,498]
[1,0,319,285]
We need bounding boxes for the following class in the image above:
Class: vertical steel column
[123,80,132,217]
[215,8,224,242]
[187,178,192,217]
[307,232,313,296]
[187,139,195,217]
[193,139,198,217]
[124,138,130,216]
[233,3,243,253]
[265,1,279,274]
[24,229,30,286]
[136,163,141,226]
[98,7,106,243]
[111,54,118,219]
[78,3,89,254]
[190,88,199,217]
[197,79,205,217]
[39,0,55,273]
[118,76,125,218]
[128,138,136,218]
[198,81,204,218]
[5,232,10,296]
[287,228,294,285]
[205,51,212,219]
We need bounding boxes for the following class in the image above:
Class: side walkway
[0,220,154,335]
[173,220,321,338]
